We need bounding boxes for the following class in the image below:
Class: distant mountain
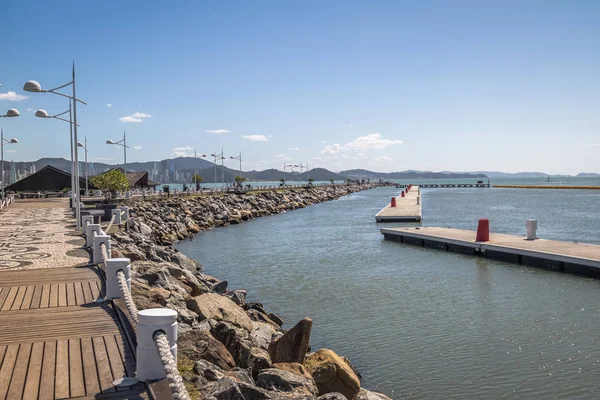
[470,171,549,178]
[340,169,488,179]
[576,172,600,177]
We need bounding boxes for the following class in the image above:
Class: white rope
[106,213,117,232]
[116,270,139,324]
[100,242,108,264]
[154,331,191,400]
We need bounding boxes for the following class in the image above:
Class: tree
[234,176,247,183]
[280,178,285,187]
[329,179,334,184]
[192,174,203,184]
[307,178,315,186]
[90,170,130,201]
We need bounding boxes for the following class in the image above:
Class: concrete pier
[381,226,600,277]
[375,186,422,222]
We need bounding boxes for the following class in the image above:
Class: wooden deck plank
[38,341,56,400]
[6,342,32,399]
[55,339,70,399]
[30,285,42,309]
[67,282,77,307]
[70,338,86,398]
[0,346,6,369]
[82,281,93,304]
[39,284,50,308]
[58,283,68,307]
[49,284,58,308]
[93,336,115,393]
[81,337,100,396]
[75,281,85,305]
[0,344,19,400]
[20,285,34,310]
[0,268,101,286]
[1,287,18,311]
[10,286,26,311]
[91,281,101,301]
[0,288,8,310]
[114,334,136,379]
[22,342,44,400]
[105,335,128,391]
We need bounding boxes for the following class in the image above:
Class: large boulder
[200,377,276,400]
[211,321,272,373]
[250,322,276,350]
[256,368,318,397]
[178,329,236,370]
[268,318,312,363]
[304,349,361,400]
[188,292,254,331]
[272,363,313,380]
[355,388,392,400]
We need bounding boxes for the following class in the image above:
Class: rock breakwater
[109,184,392,399]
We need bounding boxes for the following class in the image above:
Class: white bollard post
[120,206,130,221]
[111,209,122,225]
[93,234,111,264]
[86,223,101,248]
[136,308,178,382]
[105,258,131,299]
[81,215,94,231]
[526,219,537,240]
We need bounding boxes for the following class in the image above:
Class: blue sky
[1,0,599,174]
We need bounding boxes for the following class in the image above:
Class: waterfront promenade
[0,200,147,399]
[375,186,422,222]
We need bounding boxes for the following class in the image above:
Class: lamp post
[0,126,19,199]
[24,65,87,229]
[194,149,207,189]
[106,131,128,172]
[294,163,304,183]
[77,138,88,195]
[210,150,225,190]
[230,152,242,183]
[287,164,294,182]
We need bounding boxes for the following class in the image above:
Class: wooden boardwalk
[375,186,422,222]
[0,201,148,400]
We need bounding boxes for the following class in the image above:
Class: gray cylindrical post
[93,234,111,264]
[526,219,537,240]
[120,206,130,221]
[136,308,178,382]
[105,258,131,299]
[417,195,420,205]
[111,209,122,225]
[86,223,101,248]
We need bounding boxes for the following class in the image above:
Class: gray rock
[256,368,319,397]
[178,329,236,370]
[355,388,392,400]
[250,322,276,350]
[318,393,347,400]
[212,280,229,294]
[188,292,254,331]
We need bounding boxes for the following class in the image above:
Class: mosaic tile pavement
[0,199,90,271]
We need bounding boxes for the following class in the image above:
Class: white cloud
[6,149,16,153]
[320,140,327,144]
[96,157,114,161]
[374,154,394,162]
[287,147,300,151]
[171,145,194,157]
[321,133,403,154]
[0,91,28,101]
[133,145,142,150]
[587,143,600,147]
[205,129,231,134]
[243,135,268,142]
[120,112,152,123]
[106,104,112,108]
[340,124,353,127]
[26,108,34,112]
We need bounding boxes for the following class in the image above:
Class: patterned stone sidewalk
[0,199,89,271]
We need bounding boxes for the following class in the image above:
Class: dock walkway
[381,226,600,277]
[0,200,147,399]
[375,186,422,222]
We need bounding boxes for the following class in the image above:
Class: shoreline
[109,183,393,399]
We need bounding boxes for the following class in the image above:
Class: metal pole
[239,152,242,178]
[1,129,4,199]
[123,131,127,172]
[72,63,81,230]
[213,154,217,190]
[69,99,74,196]
[84,136,88,195]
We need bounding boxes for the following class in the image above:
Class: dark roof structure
[4,165,97,192]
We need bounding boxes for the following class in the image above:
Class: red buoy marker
[391,197,397,207]
[401,191,405,198]
[476,218,490,242]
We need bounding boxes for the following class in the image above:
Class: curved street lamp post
[0,108,20,198]
[106,131,128,172]
[194,149,207,188]
[77,138,88,195]
[24,65,87,229]
[230,152,242,184]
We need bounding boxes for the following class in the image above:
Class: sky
[1,0,599,175]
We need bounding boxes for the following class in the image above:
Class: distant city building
[30,164,36,174]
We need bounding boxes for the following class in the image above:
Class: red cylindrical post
[390,197,396,207]
[401,191,405,198]
[476,218,490,242]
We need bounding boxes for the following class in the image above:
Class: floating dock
[396,183,490,188]
[381,226,600,278]
[375,186,422,222]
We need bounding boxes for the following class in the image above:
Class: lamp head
[35,109,50,118]
[210,153,216,157]
[106,139,115,144]
[4,108,20,117]
[23,80,42,93]
[200,154,207,157]
[77,142,84,148]
[9,138,18,144]
[230,156,235,159]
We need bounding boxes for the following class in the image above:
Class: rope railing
[117,269,139,324]
[154,331,191,400]
[106,213,117,232]
[100,242,109,264]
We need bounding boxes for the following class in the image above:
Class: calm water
[176,186,600,399]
